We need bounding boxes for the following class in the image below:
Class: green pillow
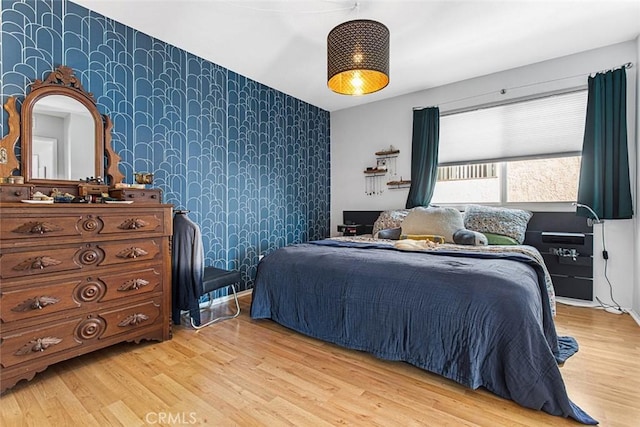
[483,232,519,245]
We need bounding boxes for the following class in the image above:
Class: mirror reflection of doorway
[32,136,58,179]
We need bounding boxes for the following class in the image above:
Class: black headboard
[342,210,383,234]
[342,209,594,301]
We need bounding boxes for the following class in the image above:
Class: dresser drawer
[1,267,163,324]
[1,279,84,323]
[0,239,163,279]
[98,299,162,340]
[1,298,162,369]
[1,317,85,368]
[0,184,33,202]
[1,214,84,241]
[0,246,84,278]
[97,212,164,235]
[109,189,162,203]
[1,211,166,242]
[98,267,163,302]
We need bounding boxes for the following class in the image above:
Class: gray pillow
[377,227,402,240]
[453,229,488,246]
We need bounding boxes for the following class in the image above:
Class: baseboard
[556,297,639,325]
[556,297,599,308]
[629,310,640,327]
[198,288,252,308]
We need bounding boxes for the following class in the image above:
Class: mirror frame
[17,65,123,186]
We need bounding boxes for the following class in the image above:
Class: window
[433,162,501,204]
[431,90,587,205]
[437,163,497,181]
[505,155,580,203]
[431,155,581,204]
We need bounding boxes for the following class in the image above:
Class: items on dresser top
[5,176,24,184]
[113,182,147,189]
[0,202,173,392]
[31,191,54,201]
[0,182,163,204]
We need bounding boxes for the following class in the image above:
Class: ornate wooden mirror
[0,65,123,185]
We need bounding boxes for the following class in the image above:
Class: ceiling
[73,0,640,112]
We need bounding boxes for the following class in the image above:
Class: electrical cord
[573,203,625,314]
[594,221,626,314]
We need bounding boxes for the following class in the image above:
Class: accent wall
[0,0,331,290]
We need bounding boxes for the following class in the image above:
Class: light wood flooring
[1,295,639,426]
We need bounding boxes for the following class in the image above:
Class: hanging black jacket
[171,212,204,325]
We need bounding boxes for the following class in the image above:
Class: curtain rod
[413,61,633,111]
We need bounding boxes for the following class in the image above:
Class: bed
[250,206,597,424]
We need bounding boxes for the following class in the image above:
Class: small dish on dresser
[104,200,134,204]
[21,199,54,204]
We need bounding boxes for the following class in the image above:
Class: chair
[187,266,242,330]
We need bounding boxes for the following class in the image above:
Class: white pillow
[401,207,464,243]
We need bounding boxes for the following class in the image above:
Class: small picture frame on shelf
[376,158,387,170]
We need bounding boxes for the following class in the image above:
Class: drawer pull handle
[13,256,62,271]
[116,247,148,259]
[12,296,60,312]
[118,278,150,291]
[118,313,149,327]
[14,337,63,355]
[13,221,63,234]
[118,218,149,230]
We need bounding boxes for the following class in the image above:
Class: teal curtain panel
[577,67,633,220]
[406,107,440,209]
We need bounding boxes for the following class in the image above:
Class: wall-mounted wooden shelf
[364,168,387,175]
[387,179,411,189]
[375,149,400,157]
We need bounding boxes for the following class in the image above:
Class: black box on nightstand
[337,224,366,236]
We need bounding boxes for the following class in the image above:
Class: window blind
[438,90,588,165]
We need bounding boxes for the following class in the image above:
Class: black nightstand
[337,224,366,236]
[524,212,593,301]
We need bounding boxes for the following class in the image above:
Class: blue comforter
[250,240,597,424]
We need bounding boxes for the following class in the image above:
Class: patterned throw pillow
[372,209,410,237]
[463,205,532,244]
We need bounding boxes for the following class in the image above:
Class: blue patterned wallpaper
[0,0,331,291]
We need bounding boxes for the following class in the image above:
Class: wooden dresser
[0,202,173,392]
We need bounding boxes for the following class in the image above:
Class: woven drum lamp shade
[327,19,389,95]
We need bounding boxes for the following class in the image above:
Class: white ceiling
[73,0,640,112]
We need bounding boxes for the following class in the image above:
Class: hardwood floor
[1,294,639,426]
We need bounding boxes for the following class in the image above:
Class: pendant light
[327,19,390,96]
